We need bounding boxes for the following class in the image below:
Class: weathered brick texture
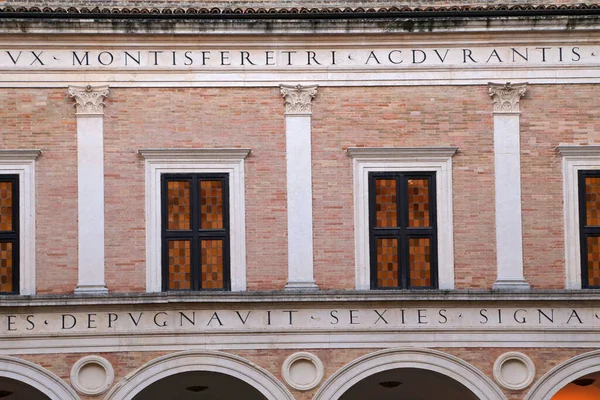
[2,85,599,293]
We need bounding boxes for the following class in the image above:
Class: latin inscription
[1,307,599,335]
[0,46,596,69]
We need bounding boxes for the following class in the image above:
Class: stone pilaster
[489,82,530,290]
[280,84,319,290]
[69,85,110,294]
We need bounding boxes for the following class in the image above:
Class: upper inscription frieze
[0,46,595,70]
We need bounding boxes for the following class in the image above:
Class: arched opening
[0,376,51,400]
[133,371,266,399]
[313,348,506,400]
[0,356,79,400]
[104,351,294,400]
[339,367,479,400]
[551,371,600,399]
[525,350,600,400]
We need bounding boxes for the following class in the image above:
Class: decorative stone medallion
[493,351,535,391]
[70,355,114,396]
[282,352,324,391]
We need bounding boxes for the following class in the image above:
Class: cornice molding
[68,85,110,116]
[488,82,527,114]
[557,145,600,157]
[280,84,318,115]
[138,148,251,161]
[1,4,599,20]
[0,149,41,161]
[347,147,458,159]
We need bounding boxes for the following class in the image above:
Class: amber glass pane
[408,179,430,228]
[0,182,13,232]
[0,242,13,293]
[587,236,600,287]
[409,238,431,287]
[168,240,191,290]
[202,240,223,289]
[586,177,600,226]
[375,179,397,228]
[167,181,190,230]
[377,238,398,287]
[200,180,223,230]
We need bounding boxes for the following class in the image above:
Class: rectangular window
[369,172,437,289]
[0,175,19,294]
[161,173,230,291]
[579,170,600,288]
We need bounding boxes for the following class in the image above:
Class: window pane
[168,240,191,290]
[201,239,223,289]
[375,179,397,228]
[0,181,13,232]
[586,177,600,226]
[588,236,600,287]
[408,178,430,228]
[167,181,190,230]
[409,237,432,287]
[0,242,13,293]
[200,180,223,230]
[377,238,398,287]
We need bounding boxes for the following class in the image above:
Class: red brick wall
[103,88,288,292]
[520,85,600,289]
[3,85,600,293]
[0,88,78,294]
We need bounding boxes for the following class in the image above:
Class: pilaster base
[492,279,531,291]
[284,281,319,291]
[74,284,108,294]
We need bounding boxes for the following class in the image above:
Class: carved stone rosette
[280,84,318,115]
[68,85,110,115]
[488,82,527,114]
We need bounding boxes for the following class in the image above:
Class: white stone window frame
[348,147,457,290]
[139,148,250,292]
[0,150,40,295]
[557,145,600,289]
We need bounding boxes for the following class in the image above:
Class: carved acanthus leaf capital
[280,84,318,115]
[68,85,110,115]
[488,82,527,114]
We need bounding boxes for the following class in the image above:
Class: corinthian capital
[68,85,110,115]
[280,84,318,115]
[488,82,527,114]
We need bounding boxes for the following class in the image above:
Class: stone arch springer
[524,349,600,400]
[0,355,80,400]
[312,347,507,400]
[103,350,294,400]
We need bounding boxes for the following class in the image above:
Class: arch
[313,347,506,400]
[103,350,294,400]
[0,355,80,400]
[525,349,600,400]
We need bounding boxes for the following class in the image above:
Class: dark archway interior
[339,368,479,400]
[0,377,51,400]
[133,371,267,400]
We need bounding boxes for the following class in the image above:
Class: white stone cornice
[488,82,527,114]
[556,145,600,158]
[138,148,251,161]
[280,84,318,115]
[347,147,458,160]
[0,150,41,161]
[68,85,110,116]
